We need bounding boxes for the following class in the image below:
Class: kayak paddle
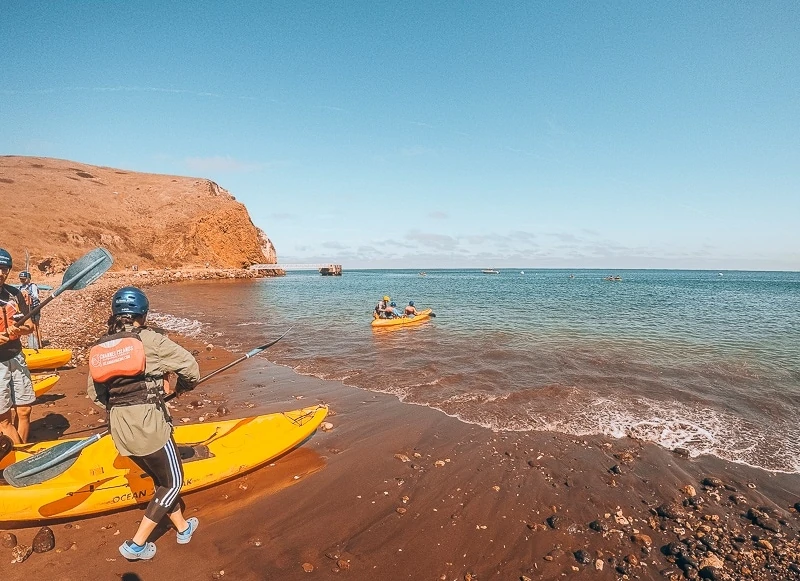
[15,248,114,326]
[3,327,293,488]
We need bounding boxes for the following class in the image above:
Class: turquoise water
[148,268,800,473]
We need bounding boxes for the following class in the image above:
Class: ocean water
[147,269,800,473]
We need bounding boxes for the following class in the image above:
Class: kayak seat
[178,445,213,463]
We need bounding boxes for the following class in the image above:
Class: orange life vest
[89,330,157,409]
[0,286,23,334]
[89,332,147,382]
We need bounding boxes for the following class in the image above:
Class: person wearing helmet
[388,301,403,318]
[375,295,391,319]
[404,301,418,317]
[18,271,41,349]
[88,286,201,561]
[0,248,37,445]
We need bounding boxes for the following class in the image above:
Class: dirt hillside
[0,156,277,273]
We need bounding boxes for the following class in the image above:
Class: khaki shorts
[0,352,35,415]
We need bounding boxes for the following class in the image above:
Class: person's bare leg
[13,405,31,443]
[0,410,22,444]
[131,516,160,546]
[167,505,189,533]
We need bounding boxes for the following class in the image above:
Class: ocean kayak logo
[111,489,151,503]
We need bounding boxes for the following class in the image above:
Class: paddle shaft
[184,326,293,390]
[107,326,293,415]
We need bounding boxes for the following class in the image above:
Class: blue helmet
[111,286,149,316]
[0,249,12,269]
[390,301,396,307]
[409,301,414,306]
[19,271,31,280]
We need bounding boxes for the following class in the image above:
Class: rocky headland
[0,155,278,273]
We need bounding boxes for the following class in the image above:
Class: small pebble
[1,532,18,548]
[32,526,55,553]
[11,544,33,563]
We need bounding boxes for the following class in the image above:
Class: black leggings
[130,437,185,522]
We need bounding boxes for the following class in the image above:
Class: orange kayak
[32,373,60,398]
[371,308,433,328]
[0,405,328,522]
[23,348,73,371]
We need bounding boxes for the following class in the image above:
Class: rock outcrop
[0,156,277,272]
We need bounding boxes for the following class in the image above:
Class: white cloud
[405,230,460,251]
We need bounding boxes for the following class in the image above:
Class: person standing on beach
[18,270,41,349]
[0,248,37,444]
[88,286,200,561]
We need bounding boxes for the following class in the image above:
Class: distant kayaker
[405,301,418,316]
[88,286,200,561]
[18,271,41,349]
[0,248,37,445]
[375,295,391,319]
[388,301,403,318]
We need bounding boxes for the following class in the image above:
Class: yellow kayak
[23,348,73,371]
[0,405,328,522]
[371,308,433,328]
[32,373,60,398]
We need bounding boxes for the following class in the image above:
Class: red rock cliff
[0,156,277,273]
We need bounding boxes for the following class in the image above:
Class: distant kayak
[371,308,433,328]
[23,348,73,371]
[33,373,60,398]
[481,269,500,274]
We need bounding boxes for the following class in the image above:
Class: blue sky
[2,2,798,269]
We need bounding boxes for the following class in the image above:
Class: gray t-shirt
[88,326,200,457]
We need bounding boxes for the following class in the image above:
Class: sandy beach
[2,276,799,581]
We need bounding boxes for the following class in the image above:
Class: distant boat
[718,272,724,276]
[419,271,427,277]
[520,271,524,275]
[569,274,575,279]
[603,275,622,281]
[481,269,500,274]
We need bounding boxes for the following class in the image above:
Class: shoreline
[4,277,800,580]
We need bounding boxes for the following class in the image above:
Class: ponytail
[106,313,145,335]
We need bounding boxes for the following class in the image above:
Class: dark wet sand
[3,334,800,581]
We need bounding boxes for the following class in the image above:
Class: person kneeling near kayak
[88,286,200,561]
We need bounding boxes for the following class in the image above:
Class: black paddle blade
[55,248,114,296]
[3,432,104,487]
[17,248,114,325]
